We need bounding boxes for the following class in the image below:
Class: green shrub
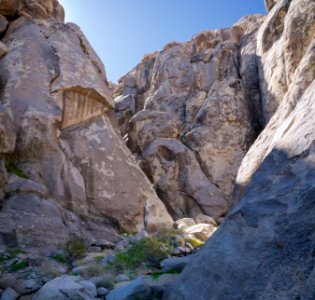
[111,237,172,271]
[51,254,69,264]
[9,260,29,272]
[94,255,105,262]
[5,163,29,179]
[66,237,86,258]
[154,227,183,245]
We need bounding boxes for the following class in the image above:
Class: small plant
[9,260,29,272]
[83,264,104,278]
[154,227,183,245]
[6,248,28,256]
[51,254,68,264]
[66,237,86,258]
[111,237,172,271]
[94,255,105,262]
[5,163,29,179]
[79,214,89,222]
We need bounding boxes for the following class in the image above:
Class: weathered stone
[115,274,130,283]
[32,276,94,300]
[194,214,217,226]
[97,287,108,296]
[115,22,261,221]
[184,223,217,241]
[78,280,97,297]
[4,175,47,198]
[0,194,69,252]
[106,278,151,300]
[0,10,172,251]
[174,218,196,230]
[0,287,19,300]
[0,0,19,16]
[0,15,8,34]
[166,0,315,299]
[160,255,195,272]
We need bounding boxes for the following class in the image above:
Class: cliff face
[165,0,315,298]
[114,15,264,221]
[0,0,172,253]
[0,0,314,297]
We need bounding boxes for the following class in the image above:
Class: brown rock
[0,0,19,16]
[0,15,8,33]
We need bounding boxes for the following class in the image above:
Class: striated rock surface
[0,1,172,253]
[114,16,264,221]
[166,0,315,298]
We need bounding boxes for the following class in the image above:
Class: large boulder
[0,3,172,252]
[166,0,315,298]
[32,276,95,300]
[115,16,264,221]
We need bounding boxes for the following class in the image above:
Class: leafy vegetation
[9,260,29,272]
[5,163,29,179]
[111,237,173,271]
[66,237,86,258]
[94,255,105,262]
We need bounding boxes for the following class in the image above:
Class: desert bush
[66,237,86,258]
[111,237,172,271]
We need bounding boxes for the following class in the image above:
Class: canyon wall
[0,0,172,253]
[166,0,315,298]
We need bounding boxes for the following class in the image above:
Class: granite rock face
[166,0,315,298]
[0,1,172,253]
[114,16,264,221]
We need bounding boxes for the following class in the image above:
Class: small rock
[0,287,19,300]
[97,287,108,296]
[171,235,185,248]
[194,214,217,226]
[185,247,192,254]
[114,244,125,252]
[129,230,148,243]
[0,15,8,34]
[174,218,196,230]
[89,275,114,289]
[4,258,18,268]
[173,247,186,256]
[184,223,217,242]
[181,234,204,248]
[115,274,130,283]
[23,279,40,291]
[185,242,194,251]
[106,278,151,300]
[94,240,115,249]
[87,246,102,253]
[160,255,195,272]
[78,280,97,297]
[71,265,88,275]
[105,254,115,264]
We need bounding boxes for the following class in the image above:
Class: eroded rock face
[166,0,315,298]
[115,17,264,221]
[0,2,172,253]
[0,0,64,21]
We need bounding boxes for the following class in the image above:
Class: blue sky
[59,1,266,82]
